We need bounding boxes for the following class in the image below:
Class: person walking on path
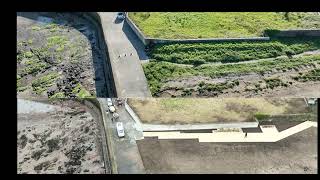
[245,132,248,138]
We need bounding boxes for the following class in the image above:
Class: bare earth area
[17,100,107,174]
[137,127,317,174]
[127,98,310,124]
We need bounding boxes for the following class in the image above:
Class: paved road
[98,12,151,98]
[99,98,145,174]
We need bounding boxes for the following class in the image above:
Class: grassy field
[129,12,320,38]
[149,37,320,65]
[127,98,309,124]
[143,54,320,95]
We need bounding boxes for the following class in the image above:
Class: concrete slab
[143,121,317,143]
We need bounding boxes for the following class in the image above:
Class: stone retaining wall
[81,12,118,97]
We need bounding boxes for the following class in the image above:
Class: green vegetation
[264,78,288,89]
[46,36,68,51]
[254,113,271,121]
[17,79,29,92]
[143,55,320,95]
[293,69,320,82]
[129,12,319,38]
[72,83,93,98]
[20,59,49,76]
[31,23,60,32]
[49,92,65,99]
[197,81,239,95]
[31,26,41,31]
[149,37,320,64]
[31,72,60,94]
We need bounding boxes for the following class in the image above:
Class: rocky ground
[17,100,108,174]
[17,12,110,99]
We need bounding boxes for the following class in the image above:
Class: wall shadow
[122,20,149,61]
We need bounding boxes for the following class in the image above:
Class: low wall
[125,13,150,46]
[142,122,259,132]
[148,37,270,44]
[268,29,320,37]
[124,100,143,129]
[126,13,320,46]
[81,12,118,97]
[82,99,112,174]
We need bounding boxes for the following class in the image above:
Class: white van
[107,98,113,106]
[116,122,125,138]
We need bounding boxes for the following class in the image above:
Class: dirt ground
[157,64,320,98]
[17,100,108,174]
[127,98,311,124]
[17,12,110,98]
[137,127,317,174]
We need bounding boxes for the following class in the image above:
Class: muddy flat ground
[17,12,110,99]
[137,127,317,174]
[17,99,108,174]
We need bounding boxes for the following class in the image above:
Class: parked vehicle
[116,12,125,20]
[109,106,116,113]
[116,122,125,137]
[112,113,120,121]
[107,98,113,106]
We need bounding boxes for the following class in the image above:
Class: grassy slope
[129,12,320,38]
[143,54,320,95]
[149,37,320,65]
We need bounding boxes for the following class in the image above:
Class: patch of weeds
[293,69,320,82]
[27,39,33,44]
[17,86,29,92]
[254,113,271,121]
[31,26,41,31]
[197,80,239,95]
[44,23,60,32]
[181,88,193,96]
[20,59,49,76]
[71,83,92,98]
[46,36,68,52]
[24,51,33,58]
[264,78,288,89]
[49,92,65,99]
[31,72,60,94]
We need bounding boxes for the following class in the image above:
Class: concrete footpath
[98,12,151,98]
[143,121,318,143]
